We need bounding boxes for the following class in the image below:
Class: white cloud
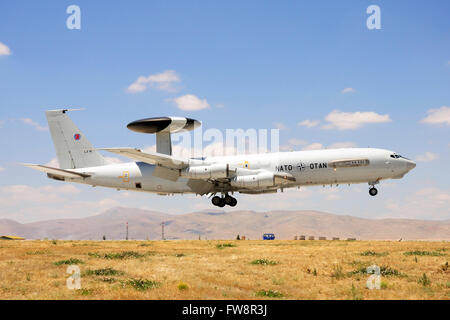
[302,143,324,151]
[97,198,121,208]
[287,138,307,146]
[127,70,181,93]
[420,106,450,126]
[41,185,81,194]
[0,184,80,205]
[273,122,287,130]
[0,183,125,222]
[322,110,392,130]
[105,157,123,164]
[415,152,439,162]
[0,167,5,172]
[328,141,357,149]
[283,140,356,151]
[279,145,292,152]
[385,187,450,220]
[21,118,48,131]
[0,42,11,56]
[297,119,320,128]
[319,187,341,200]
[173,94,209,111]
[45,158,59,168]
[341,87,356,94]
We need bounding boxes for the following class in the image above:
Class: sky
[0,0,449,223]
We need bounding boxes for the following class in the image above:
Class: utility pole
[126,221,129,241]
[161,221,165,240]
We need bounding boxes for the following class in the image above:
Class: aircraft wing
[24,164,90,179]
[101,148,189,169]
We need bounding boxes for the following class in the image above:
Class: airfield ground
[0,240,448,300]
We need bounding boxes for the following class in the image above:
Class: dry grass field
[0,239,448,300]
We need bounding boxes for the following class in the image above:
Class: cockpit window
[390,154,402,159]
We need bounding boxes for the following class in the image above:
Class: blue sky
[0,1,449,222]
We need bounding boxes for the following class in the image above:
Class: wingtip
[22,163,37,167]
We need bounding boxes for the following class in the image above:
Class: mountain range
[0,207,449,240]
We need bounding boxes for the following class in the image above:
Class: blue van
[263,233,275,240]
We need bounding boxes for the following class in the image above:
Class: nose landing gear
[211,194,237,207]
[369,187,378,196]
[368,181,380,197]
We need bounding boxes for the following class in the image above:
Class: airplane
[25,109,416,207]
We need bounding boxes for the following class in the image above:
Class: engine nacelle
[181,163,229,179]
[230,172,275,189]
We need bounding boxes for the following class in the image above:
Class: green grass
[124,279,161,291]
[331,264,345,280]
[216,243,236,249]
[255,289,284,298]
[351,283,363,300]
[404,250,446,257]
[348,265,405,277]
[250,259,279,265]
[99,277,117,283]
[88,251,147,260]
[78,288,92,296]
[84,267,124,276]
[360,250,389,257]
[178,282,189,290]
[54,258,84,266]
[418,273,431,287]
[26,250,48,255]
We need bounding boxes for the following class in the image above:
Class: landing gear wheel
[212,196,222,206]
[224,195,238,207]
[369,187,378,196]
[217,198,226,207]
[224,195,234,205]
[229,197,237,207]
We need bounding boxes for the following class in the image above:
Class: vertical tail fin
[46,109,108,169]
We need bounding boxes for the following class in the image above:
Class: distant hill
[0,207,449,240]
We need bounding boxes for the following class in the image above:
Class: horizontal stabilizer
[101,148,189,169]
[24,164,90,179]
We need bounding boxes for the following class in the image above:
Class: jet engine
[181,163,229,179]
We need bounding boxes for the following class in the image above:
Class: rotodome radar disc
[127,116,201,134]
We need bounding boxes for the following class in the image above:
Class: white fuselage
[66,148,415,196]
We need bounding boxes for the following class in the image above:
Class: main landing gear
[211,194,237,207]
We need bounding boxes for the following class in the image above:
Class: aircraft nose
[406,160,416,170]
